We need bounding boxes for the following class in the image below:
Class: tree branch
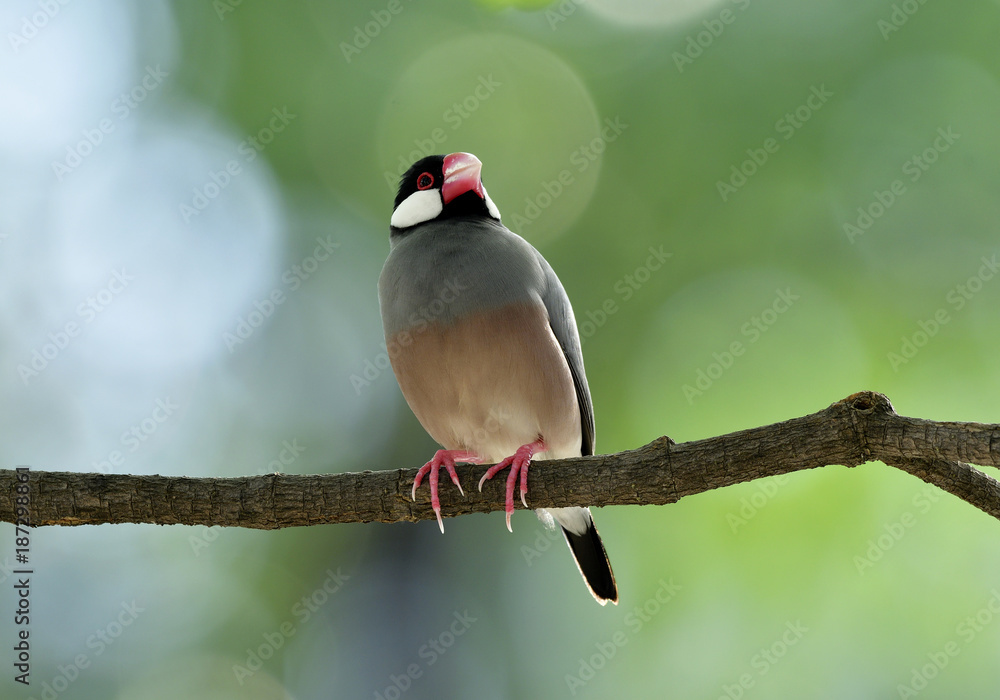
[3,392,1000,529]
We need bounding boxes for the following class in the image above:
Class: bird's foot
[412,450,482,533]
[477,439,546,532]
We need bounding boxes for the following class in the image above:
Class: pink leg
[477,440,546,532]
[412,450,482,533]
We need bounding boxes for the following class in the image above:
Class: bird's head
[390,152,501,231]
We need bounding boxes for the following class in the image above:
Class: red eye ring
[416,172,435,190]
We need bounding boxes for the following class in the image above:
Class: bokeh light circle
[375,33,603,245]
[586,0,728,28]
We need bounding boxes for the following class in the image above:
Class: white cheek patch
[391,189,443,228]
[483,188,501,221]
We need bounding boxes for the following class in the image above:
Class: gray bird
[378,152,617,605]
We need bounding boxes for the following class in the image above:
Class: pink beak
[441,152,485,205]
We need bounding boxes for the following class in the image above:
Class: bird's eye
[416,172,435,190]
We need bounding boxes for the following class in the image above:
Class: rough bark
[3,392,1000,529]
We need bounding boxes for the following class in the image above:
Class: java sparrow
[378,152,618,605]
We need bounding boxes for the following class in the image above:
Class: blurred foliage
[2,0,1000,698]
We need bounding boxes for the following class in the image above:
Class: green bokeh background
[2,0,1000,698]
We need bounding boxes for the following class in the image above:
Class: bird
[378,152,617,605]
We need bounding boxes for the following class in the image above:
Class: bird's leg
[412,450,483,533]
[477,439,547,532]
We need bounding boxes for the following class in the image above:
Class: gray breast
[378,218,547,338]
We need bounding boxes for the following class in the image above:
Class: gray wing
[536,252,595,456]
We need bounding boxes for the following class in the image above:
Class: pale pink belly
[389,303,582,462]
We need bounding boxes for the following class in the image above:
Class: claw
[443,459,465,497]
[478,440,546,532]
[520,460,530,509]
[504,460,519,532]
[411,463,431,502]
[477,457,510,492]
[411,449,482,532]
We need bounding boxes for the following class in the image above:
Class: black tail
[562,520,618,605]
